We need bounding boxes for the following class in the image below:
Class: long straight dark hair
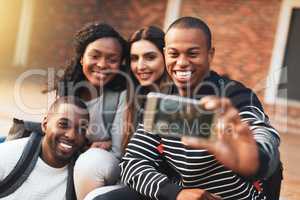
[122,26,171,150]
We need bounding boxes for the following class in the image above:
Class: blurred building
[0,0,300,198]
[1,0,299,136]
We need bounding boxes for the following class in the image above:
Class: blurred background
[0,0,299,199]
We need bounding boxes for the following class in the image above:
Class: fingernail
[181,137,191,145]
[205,101,216,110]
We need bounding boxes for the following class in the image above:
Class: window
[0,1,22,68]
[265,0,300,106]
[278,8,300,101]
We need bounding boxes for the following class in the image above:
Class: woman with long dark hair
[122,25,170,150]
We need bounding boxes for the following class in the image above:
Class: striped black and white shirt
[120,71,280,200]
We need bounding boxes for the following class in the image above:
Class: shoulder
[119,90,127,105]
[209,71,263,111]
[120,90,127,99]
[0,138,28,155]
[0,138,29,179]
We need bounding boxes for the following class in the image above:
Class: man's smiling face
[41,103,89,168]
[164,28,214,96]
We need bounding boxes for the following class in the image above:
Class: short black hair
[49,96,89,120]
[166,16,212,49]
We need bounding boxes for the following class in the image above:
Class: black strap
[0,132,78,199]
[0,132,42,197]
[66,158,77,200]
[102,90,121,134]
[263,162,283,200]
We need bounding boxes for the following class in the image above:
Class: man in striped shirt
[119,17,280,200]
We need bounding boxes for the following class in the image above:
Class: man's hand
[182,96,259,177]
[91,140,112,150]
[177,189,222,200]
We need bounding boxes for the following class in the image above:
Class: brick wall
[27,0,167,68]
[180,0,281,101]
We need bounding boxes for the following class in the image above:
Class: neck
[178,70,211,97]
[79,85,102,101]
[41,139,68,168]
[178,88,194,97]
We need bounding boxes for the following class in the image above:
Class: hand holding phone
[143,93,215,139]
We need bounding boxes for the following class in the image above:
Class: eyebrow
[165,46,202,51]
[89,49,120,57]
[188,47,202,51]
[131,50,158,55]
[58,118,70,122]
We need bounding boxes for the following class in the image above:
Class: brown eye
[130,55,138,62]
[88,52,99,59]
[145,53,157,61]
[188,53,198,58]
[107,58,119,64]
[168,52,178,58]
[78,127,87,136]
[58,121,69,129]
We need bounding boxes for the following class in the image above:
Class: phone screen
[144,93,215,139]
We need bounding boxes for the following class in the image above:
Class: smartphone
[143,92,215,139]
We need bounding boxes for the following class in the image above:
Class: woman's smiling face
[130,40,165,86]
[81,37,122,88]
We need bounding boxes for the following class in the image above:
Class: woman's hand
[177,188,222,200]
[91,140,112,150]
[182,96,259,177]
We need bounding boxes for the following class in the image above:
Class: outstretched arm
[182,96,280,178]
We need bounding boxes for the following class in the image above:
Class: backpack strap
[0,132,42,197]
[66,158,77,200]
[263,161,283,200]
[102,90,121,134]
[7,119,42,141]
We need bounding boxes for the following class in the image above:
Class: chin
[139,81,153,87]
[56,150,75,161]
[56,154,74,163]
[140,83,151,87]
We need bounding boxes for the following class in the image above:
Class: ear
[208,47,215,65]
[80,57,83,66]
[41,116,48,135]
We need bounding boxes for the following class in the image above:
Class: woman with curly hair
[53,22,128,200]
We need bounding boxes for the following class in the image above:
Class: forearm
[253,128,280,179]
[240,106,280,179]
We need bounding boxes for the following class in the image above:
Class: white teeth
[139,73,151,79]
[60,143,72,149]
[175,71,192,78]
[92,71,107,78]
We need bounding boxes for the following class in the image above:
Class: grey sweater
[85,90,126,159]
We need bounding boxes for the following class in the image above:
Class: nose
[96,57,107,69]
[64,128,76,141]
[177,55,189,67]
[137,58,146,71]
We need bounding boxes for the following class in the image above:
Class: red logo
[157,144,164,154]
